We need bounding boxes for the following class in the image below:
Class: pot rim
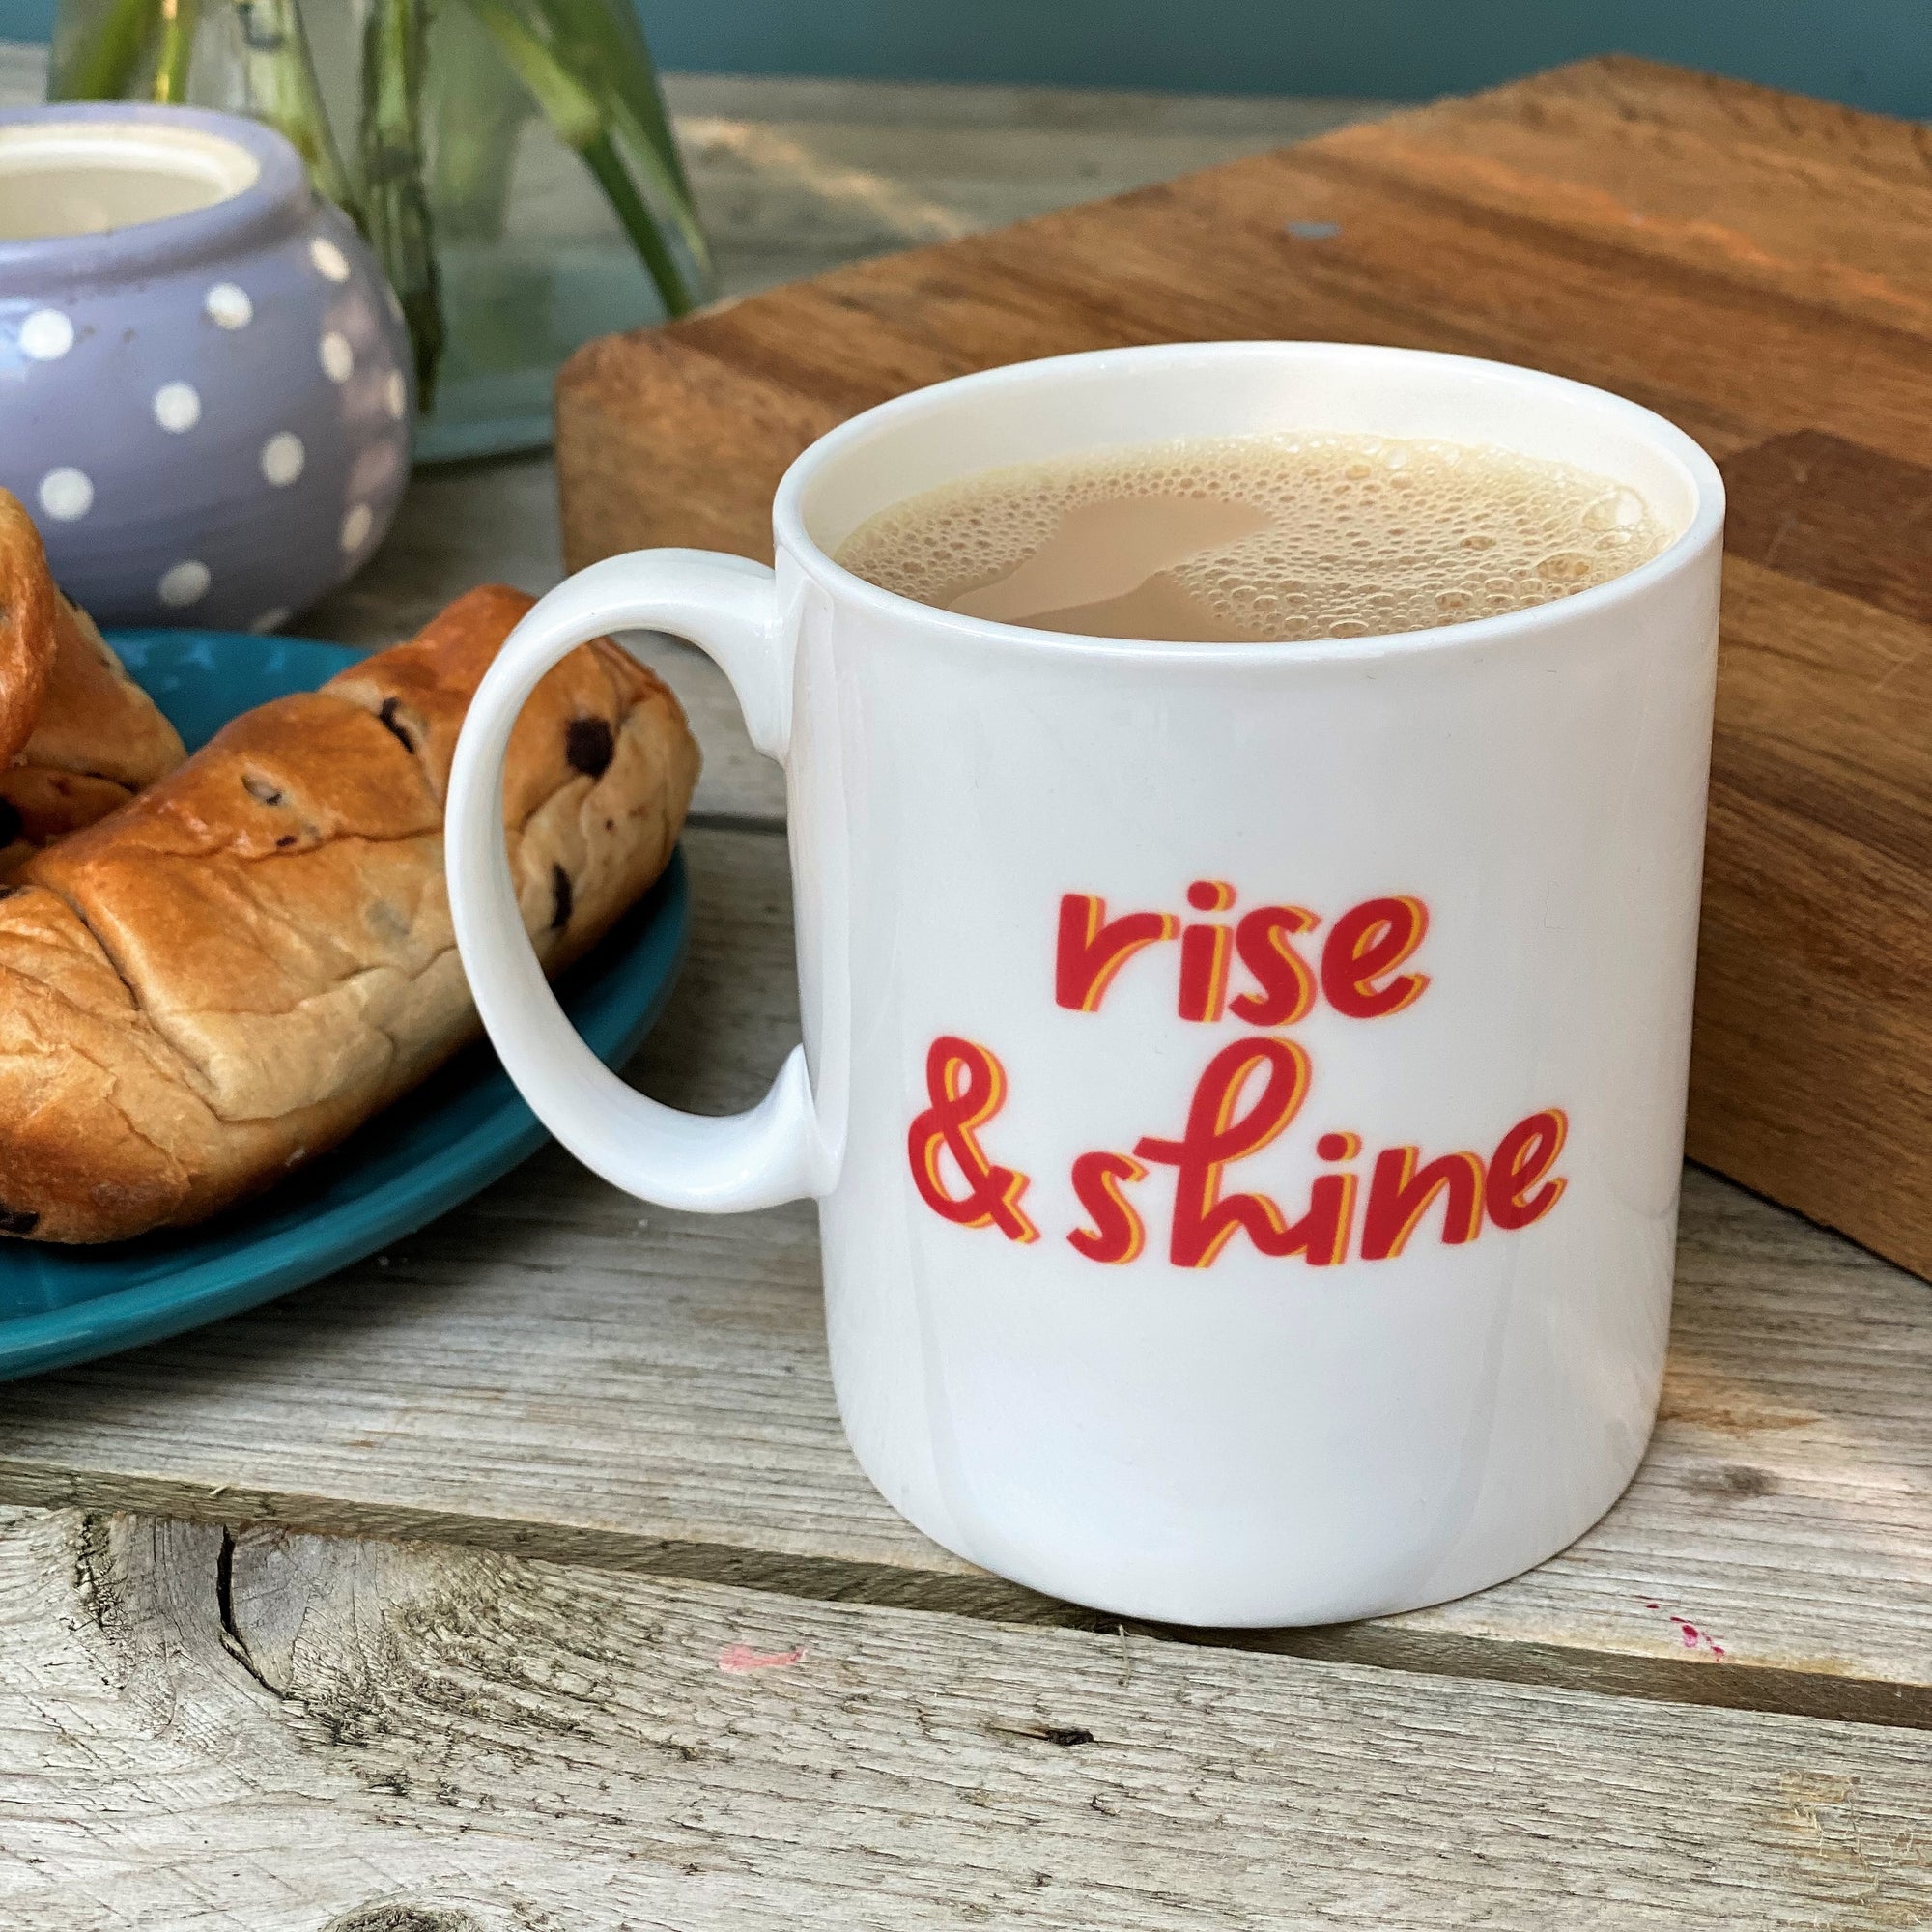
[0,101,314,291]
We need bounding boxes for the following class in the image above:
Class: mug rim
[772,340,1726,665]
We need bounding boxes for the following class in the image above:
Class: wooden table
[2,73,1928,1931]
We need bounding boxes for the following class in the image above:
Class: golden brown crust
[0,596,187,877]
[25,597,185,788]
[0,585,699,1242]
[0,491,57,771]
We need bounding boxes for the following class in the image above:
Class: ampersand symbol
[907,1036,1038,1242]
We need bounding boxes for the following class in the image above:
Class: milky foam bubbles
[835,431,1671,643]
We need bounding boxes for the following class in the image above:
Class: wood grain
[5,1503,1928,1931]
[555,55,1932,1281]
[1690,554,1932,1273]
[0,825,1921,1725]
[1721,432,1932,628]
[665,71,1386,298]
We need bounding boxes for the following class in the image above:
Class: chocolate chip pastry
[0,583,699,1242]
[0,487,186,877]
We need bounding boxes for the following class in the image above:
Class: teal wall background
[3,0,1926,118]
[640,0,1931,118]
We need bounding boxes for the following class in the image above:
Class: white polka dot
[250,606,290,635]
[37,467,93,521]
[260,431,305,486]
[153,381,201,433]
[157,559,211,608]
[320,331,354,383]
[384,369,408,420]
[309,235,351,283]
[204,282,252,328]
[20,308,73,360]
[339,502,374,553]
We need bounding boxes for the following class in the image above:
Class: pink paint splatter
[1634,1598,1725,1660]
[1668,1615,1726,1662]
[718,1643,807,1674]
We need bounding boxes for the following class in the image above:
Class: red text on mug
[910,879,1568,1269]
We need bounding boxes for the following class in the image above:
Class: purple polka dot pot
[0,103,412,630]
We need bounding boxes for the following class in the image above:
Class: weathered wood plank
[667,72,1385,278]
[3,1504,1927,1932]
[1,826,1923,1723]
[668,71,1391,138]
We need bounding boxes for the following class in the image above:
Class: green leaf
[456,0,702,315]
[359,0,445,402]
[230,0,362,223]
[48,0,162,100]
[151,0,198,101]
[530,0,710,284]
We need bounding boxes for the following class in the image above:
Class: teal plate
[0,629,690,1380]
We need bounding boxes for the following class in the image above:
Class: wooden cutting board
[556,55,1932,1284]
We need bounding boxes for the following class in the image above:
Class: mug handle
[445,549,829,1212]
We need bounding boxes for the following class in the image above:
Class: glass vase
[49,0,710,461]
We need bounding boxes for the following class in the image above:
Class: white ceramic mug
[445,342,1724,1628]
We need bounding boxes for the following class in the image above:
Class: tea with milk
[833,432,1668,643]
